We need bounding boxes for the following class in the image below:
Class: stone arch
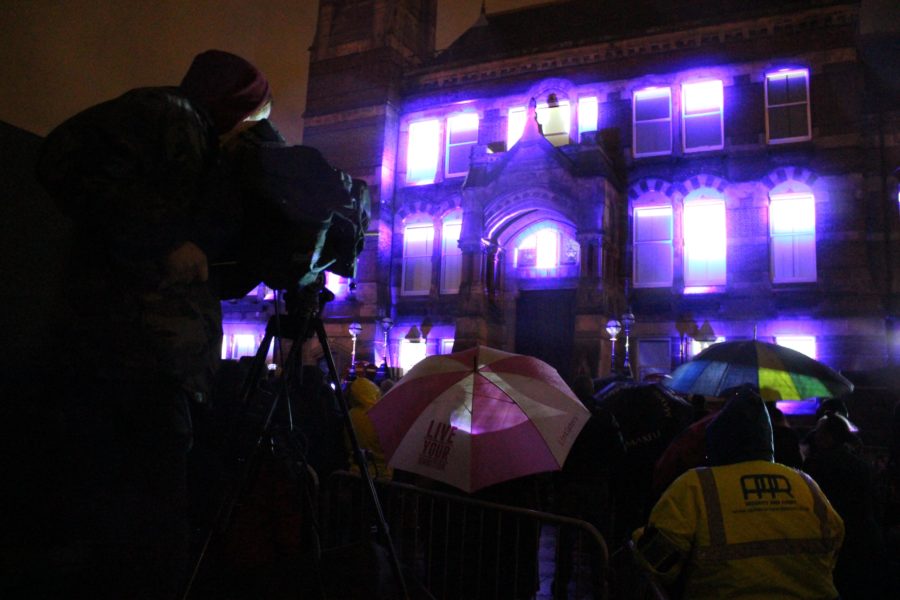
[628,178,676,205]
[485,187,577,241]
[675,173,729,200]
[762,166,818,193]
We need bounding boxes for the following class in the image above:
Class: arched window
[683,189,726,287]
[514,224,579,276]
[633,202,673,287]
[770,192,816,283]
[440,212,462,293]
[402,217,434,295]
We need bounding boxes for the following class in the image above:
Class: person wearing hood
[35,50,273,600]
[345,376,393,480]
[633,385,844,599]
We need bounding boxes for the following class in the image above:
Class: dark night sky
[0,0,549,144]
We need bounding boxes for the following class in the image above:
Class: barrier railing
[318,471,612,599]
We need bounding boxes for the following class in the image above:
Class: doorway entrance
[514,289,576,383]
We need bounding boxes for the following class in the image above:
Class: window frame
[682,195,727,287]
[440,213,463,294]
[445,113,479,178]
[681,79,724,153]
[633,87,673,158]
[765,68,811,145]
[633,204,674,288]
[405,118,441,185]
[769,192,817,284]
[577,96,599,142]
[401,219,435,296]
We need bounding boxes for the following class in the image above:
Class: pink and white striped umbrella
[367,345,590,493]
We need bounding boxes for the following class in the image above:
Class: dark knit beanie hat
[180,49,271,134]
[706,384,774,466]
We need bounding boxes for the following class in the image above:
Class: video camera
[218,121,371,297]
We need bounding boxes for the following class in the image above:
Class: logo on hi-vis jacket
[739,474,797,509]
[419,420,457,471]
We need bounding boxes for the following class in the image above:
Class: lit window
[445,113,479,177]
[636,339,671,382]
[517,228,559,268]
[682,80,724,152]
[399,338,428,373]
[440,339,455,354]
[539,95,570,147]
[766,69,811,144]
[770,193,816,283]
[406,119,440,184]
[775,335,816,359]
[507,107,527,149]
[440,214,462,293]
[507,100,572,148]
[690,336,725,357]
[578,96,598,142]
[633,205,674,287]
[683,197,726,286]
[324,272,350,299]
[402,221,434,295]
[633,87,672,157]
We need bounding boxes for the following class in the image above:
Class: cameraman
[35,50,273,600]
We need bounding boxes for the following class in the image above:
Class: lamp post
[348,322,362,379]
[606,318,622,374]
[621,311,635,375]
[380,317,393,368]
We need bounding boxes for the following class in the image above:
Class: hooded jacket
[634,390,844,599]
[346,377,392,479]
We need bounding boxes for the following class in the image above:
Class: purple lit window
[516,228,559,269]
[507,101,571,149]
[445,114,478,177]
[633,87,672,157]
[682,80,724,152]
[440,215,462,293]
[770,193,816,283]
[766,69,811,143]
[775,335,816,360]
[633,205,674,287]
[578,96,598,142]
[406,119,440,184]
[683,196,726,286]
[402,222,434,295]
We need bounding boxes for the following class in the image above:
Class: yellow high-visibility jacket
[634,460,844,599]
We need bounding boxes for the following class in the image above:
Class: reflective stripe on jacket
[635,460,844,599]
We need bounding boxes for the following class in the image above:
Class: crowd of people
[13,42,900,599]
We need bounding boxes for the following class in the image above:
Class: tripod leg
[315,318,409,599]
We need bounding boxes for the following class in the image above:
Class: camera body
[229,123,371,293]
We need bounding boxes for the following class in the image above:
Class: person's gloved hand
[163,241,209,286]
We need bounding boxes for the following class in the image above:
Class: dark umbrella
[594,382,695,539]
[666,340,853,402]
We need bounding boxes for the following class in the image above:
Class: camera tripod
[181,281,408,599]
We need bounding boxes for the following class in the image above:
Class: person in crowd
[35,49,273,600]
[551,387,625,598]
[345,376,393,479]
[633,386,844,599]
[765,402,803,469]
[803,413,891,599]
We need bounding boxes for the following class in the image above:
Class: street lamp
[380,317,393,368]
[606,318,622,373]
[621,311,635,374]
[348,321,362,379]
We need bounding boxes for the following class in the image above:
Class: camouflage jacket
[37,86,226,393]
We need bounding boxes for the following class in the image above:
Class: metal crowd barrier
[316,471,668,599]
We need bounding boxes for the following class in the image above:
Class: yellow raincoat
[634,460,844,599]
[346,377,393,479]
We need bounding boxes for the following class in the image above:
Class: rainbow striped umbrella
[666,340,853,401]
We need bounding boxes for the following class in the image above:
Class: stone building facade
[298,0,899,384]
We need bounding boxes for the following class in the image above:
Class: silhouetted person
[35,50,273,600]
